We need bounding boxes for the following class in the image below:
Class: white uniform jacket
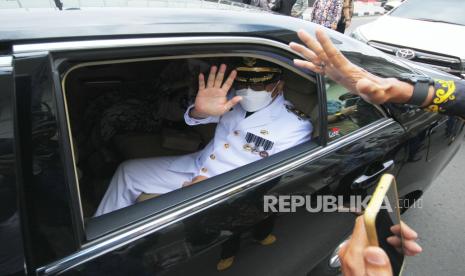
[94,93,313,216]
[170,94,313,178]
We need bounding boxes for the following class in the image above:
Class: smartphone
[364,174,404,275]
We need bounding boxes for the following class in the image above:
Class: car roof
[0,7,310,44]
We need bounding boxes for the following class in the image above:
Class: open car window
[325,77,385,141]
[59,50,320,240]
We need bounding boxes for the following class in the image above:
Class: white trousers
[94,156,194,217]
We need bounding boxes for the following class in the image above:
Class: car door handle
[352,160,394,189]
[429,118,448,135]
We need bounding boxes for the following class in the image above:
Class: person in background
[310,0,343,30]
[291,0,309,18]
[248,0,301,16]
[336,0,354,33]
[242,0,270,10]
[270,0,298,16]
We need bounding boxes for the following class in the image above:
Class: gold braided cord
[235,66,282,73]
[235,73,275,83]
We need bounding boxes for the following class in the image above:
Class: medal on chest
[243,132,274,158]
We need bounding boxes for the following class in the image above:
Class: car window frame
[62,53,321,238]
[31,37,321,238]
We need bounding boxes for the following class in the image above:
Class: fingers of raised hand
[315,28,346,68]
[293,59,325,74]
[207,65,218,88]
[214,64,227,88]
[223,95,242,112]
[297,29,329,63]
[289,42,320,64]
[198,73,206,90]
[222,69,237,91]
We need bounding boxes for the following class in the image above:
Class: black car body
[0,4,464,276]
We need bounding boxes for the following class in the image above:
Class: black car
[0,3,463,276]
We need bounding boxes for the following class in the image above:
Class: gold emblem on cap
[243,57,257,67]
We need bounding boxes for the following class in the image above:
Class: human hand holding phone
[339,216,422,276]
[388,222,422,256]
[339,174,422,275]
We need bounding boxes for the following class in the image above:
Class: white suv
[352,0,465,78]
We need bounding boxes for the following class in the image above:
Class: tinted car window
[390,0,465,26]
[326,78,384,141]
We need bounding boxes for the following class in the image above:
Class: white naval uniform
[94,94,312,216]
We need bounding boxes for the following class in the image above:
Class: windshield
[390,0,465,26]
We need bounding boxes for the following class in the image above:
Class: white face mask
[235,82,280,112]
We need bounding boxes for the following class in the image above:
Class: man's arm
[289,29,465,118]
[184,104,220,126]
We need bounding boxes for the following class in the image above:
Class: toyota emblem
[395,48,416,60]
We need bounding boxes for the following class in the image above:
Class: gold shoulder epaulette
[285,104,310,121]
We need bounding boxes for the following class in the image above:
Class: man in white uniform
[95,58,313,216]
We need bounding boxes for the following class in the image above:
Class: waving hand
[192,64,242,118]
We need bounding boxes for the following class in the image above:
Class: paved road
[402,143,465,275]
[349,15,465,276]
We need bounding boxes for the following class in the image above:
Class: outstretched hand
[290,29,398,105]
[192,64,242,118]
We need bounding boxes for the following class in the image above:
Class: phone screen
[375,182,404,275]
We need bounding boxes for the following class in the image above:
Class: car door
[11,52,83,275]
[0,56,26,276]
[11,35,409,276]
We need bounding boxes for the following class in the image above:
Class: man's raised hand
[289,29,396,105]
[191,64,242,118]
